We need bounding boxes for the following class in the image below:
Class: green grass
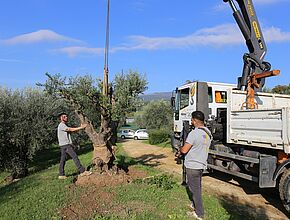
[113,180,232,220]
[142,138,172,148]
[0,144,93,220]
[0,143,245,220]
[0,171,9,183]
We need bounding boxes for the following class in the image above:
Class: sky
[0,0,290,93]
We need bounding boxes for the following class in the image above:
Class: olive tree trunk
[75,110,116,172]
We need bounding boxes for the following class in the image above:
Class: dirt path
[122,139,289,220]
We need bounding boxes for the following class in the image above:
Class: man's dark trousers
[186,168,204,217]
[59,144,85,176]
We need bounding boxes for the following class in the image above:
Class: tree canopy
[112,69,148,125]
[271,84,290,95]
[0,87,62,177]
[38,70,148,171]
[135,100,173,132]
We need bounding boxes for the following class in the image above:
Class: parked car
[117,129,135,139]
[134,129,149,140]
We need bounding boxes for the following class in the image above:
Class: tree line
[0,70,150,179]
[2,72,289,180]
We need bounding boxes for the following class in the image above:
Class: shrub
[134,100,173,133]
[134,174,176,190]
[148,129,169,145]
[0,87,67,178]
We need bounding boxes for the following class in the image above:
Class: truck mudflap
[259,154,277,188]
[208,149,277,188]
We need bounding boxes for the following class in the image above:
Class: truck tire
[279,169,290,212]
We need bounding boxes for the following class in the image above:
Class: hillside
[140,92,172,102]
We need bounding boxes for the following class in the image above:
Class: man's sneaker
[188,203,195,211]
[187,210,203,220]
[58,175,67,180]
[79,171,92,177]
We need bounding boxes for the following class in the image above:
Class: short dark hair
[58,112,67,118]
[191,111,205,122]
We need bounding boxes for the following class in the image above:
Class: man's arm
[65,124,87,132]
[180,142,192,154]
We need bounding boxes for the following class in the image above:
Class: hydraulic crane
[224,0,280,108]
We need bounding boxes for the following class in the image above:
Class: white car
[134,129,149,140]
[118,129,135,139]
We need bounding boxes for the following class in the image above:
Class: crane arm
[224,0,272,90]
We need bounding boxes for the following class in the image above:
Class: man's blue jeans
[186,168,204,217]
[59,144,85,176]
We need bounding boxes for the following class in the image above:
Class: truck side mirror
[171,97,175,108]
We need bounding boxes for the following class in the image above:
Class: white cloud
[113,24,243,51]
[54,24,290,57]
[113,24,290,51]
[132,0,146,11]
[0,58,25,63]
[1,30,83,45]
[255,0,290,4]
[214,0,290,11]
[53,46,104,57]
[264,27,290,42]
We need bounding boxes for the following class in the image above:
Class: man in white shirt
[57,113,91,179]
[180,111,212,220]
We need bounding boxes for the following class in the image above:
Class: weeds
[134,174,176,190]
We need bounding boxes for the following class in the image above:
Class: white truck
[171,81,290,212]
[171,0,290,213]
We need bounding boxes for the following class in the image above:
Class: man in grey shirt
[57,113,91,179]
[180,111,212,220]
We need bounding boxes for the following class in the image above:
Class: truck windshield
[180,88,189,109]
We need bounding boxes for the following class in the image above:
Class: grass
[142,138,172,148]
[0,144,93,220]
[0,143,244,220]
[0,171,9,185]
[112,180,233,220]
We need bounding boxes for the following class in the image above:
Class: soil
[60,139,289,220]
[122,139,289,220]
[60,167,148,220]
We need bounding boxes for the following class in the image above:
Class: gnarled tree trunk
[75,110,116,172]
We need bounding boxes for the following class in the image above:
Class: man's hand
[174,150,183,164]
[175,151,182,158]
[80,123,87,129]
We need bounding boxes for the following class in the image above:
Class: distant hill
[140,92,172,102]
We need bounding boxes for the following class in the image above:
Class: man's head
[191,111,205,126]
[58,112,68,123]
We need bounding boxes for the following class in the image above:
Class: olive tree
[135,100,173,131]
[39,71,147,172]
[112,69,148,125]
[0,87,62,178]
[271,84,290,95]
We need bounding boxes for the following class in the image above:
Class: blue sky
[0,0,290,93]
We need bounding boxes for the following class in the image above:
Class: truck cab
[172,80,290,213]
[172,81,236,134]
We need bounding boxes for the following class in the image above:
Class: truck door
[196,82,209,121]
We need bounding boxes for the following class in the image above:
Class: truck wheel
[279,169,290,212]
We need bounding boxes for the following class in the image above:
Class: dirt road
[122,139,289,220]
